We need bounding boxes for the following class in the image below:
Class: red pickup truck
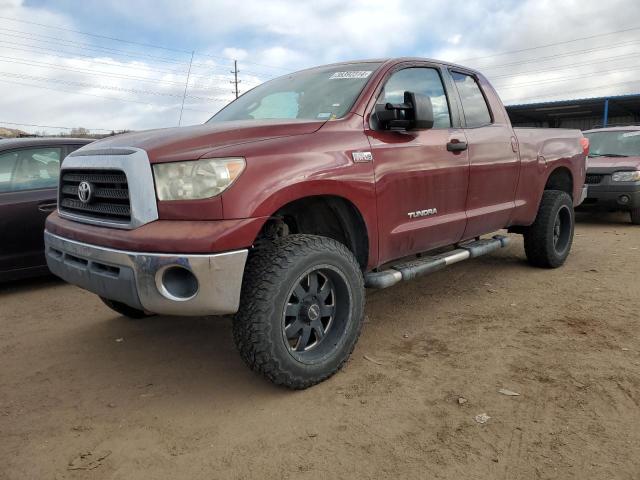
[45,58,588,388]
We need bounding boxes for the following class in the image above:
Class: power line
[0,71,230,100]
[0,36,192,66]
[488,51,640,79]
[0,29,276,78]
[458,25,640,63]
[195,52,290,72]
[240,69,279,80]
[472,39,640,71]
[0,16,290,72]
[502,79,640,105]
[0,54,189,85]
[0,42,238,80]
[0,15,191,55]
[0,43,189,76]
[0,55,235,91]
[494,65,640,89]
[179,51,195,126]
[0,77,217,113]
[0,120,115,132]
[493,65,640,89]
[0,29,237,73]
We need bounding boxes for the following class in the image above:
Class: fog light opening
[158,265,199,301]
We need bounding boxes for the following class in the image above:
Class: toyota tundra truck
[44,58,588,388]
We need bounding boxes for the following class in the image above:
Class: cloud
[1,0,640,134]
[222,48,248,61]
[447,35,462,46]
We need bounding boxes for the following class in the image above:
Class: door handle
[38,202,57,212]
[447,140,468,152]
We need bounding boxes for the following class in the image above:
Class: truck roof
[290,57,479,75]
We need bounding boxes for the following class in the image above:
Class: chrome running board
[365,235,510,289]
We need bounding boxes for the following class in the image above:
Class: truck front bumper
[45,231,248,316]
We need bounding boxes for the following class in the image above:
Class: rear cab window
[451,71,492,128]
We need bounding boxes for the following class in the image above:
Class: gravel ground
[1,211,639,480]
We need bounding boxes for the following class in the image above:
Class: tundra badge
[408,208,438,219]
[352,151,373,163]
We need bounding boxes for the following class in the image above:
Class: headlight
[611,170,640,182]
[153,157,245,201]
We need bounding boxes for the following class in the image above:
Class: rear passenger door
[448,70,520,239]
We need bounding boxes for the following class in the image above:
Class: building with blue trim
[505,94,640,130]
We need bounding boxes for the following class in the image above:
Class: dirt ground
[1,211,639,480]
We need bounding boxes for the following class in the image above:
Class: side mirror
[374,91,434,131]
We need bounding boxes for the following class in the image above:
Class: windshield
[584,130,640,157]
[208,63,381,123]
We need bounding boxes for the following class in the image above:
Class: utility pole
[178,50,195,126]
[230,59,241,99]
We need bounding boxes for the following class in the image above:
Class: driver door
[365,65,470,265]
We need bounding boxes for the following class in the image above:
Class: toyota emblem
[77,181,93,204]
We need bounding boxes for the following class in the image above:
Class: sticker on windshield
[317,112,332,119]
[330,71,372,79]
[622,131,640,137]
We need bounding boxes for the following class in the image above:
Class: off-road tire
[100,297,151,319]
[631,208,640,225]
[523,190,575,268]
[233,234,365,389]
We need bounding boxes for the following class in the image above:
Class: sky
[0,0,639,134]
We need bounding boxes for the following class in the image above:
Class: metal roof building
[505,93,640,131]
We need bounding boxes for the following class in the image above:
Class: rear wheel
[631,208,640,225]
[233,234,365,389]
[100,297,151,319]
[523,190,575,268]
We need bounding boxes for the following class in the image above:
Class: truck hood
[84,119,326,163]
[587,155,640,173]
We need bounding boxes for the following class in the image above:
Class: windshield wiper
[589,153,629,157]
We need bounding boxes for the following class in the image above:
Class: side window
[451,71,492,128]
[0,150,18,193]
[0,147,62,193]
[377,67,451,128]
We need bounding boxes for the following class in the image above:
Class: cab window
[376,67,452,129]
[0,147,62,193]
[451,71,492,128]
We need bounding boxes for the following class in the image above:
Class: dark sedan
[0,137,94,281]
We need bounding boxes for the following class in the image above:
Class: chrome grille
[59,169,131,222]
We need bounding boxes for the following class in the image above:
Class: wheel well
[257,196,369,269]
[545,167,573,199]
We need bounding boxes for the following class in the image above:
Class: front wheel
[233,234,365,389]
[523,190,575,268]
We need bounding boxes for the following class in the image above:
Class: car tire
[100,297,152,319]
[233,234,365,389]
[631,208,640,225]
[523,190,575,268]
